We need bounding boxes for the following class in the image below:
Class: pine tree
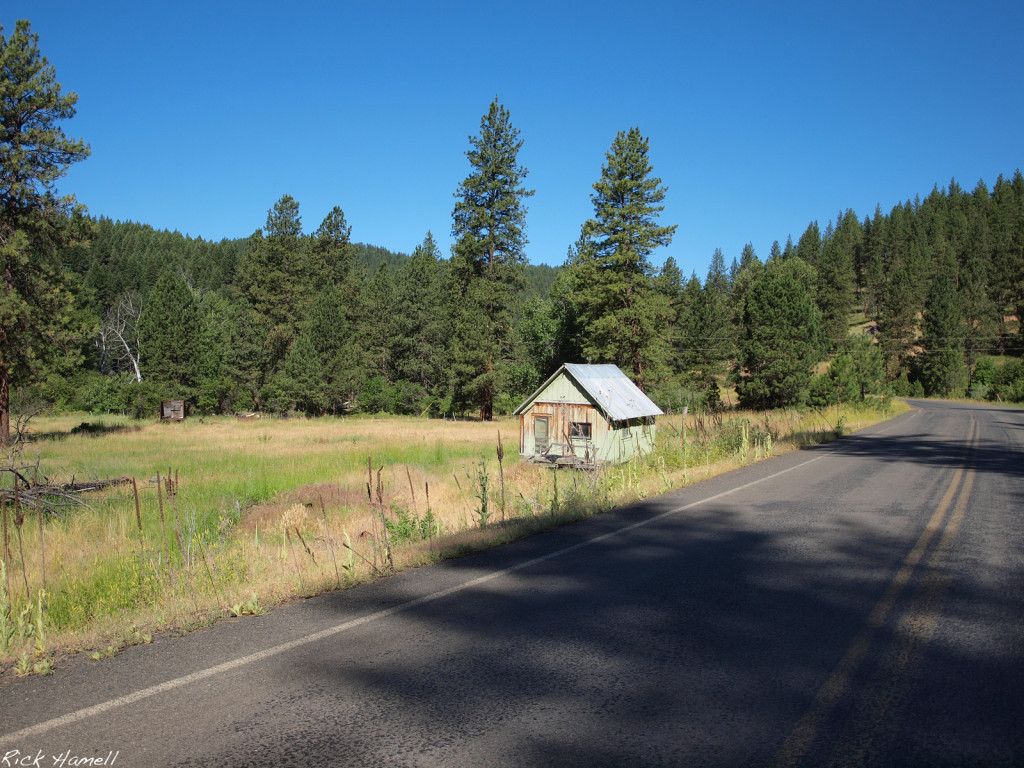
[917,185,951,268]
[676,272,705,372]
[946,178,970,261]
[702,248,733,369]
[735,259,822,409]
[516,295,560,393]
[794,221,822,268]
[567,127,677,391]
[195,292,232,414]
[392,233,451,399]
[877,255,919,380]
[989,173,1024,345]
[267,334,327,415]
[817,211,858,350]
[1,20,90,442]
[674,272,726,403]
[782,235,795,260]
[306,284,361,414]
[361,262,396,385]
[959,239,998,378]
[809,335,886,407]
[846,335,887,400]
[548,263,585,369]
[658,256,684,308]
[1011,169,1024,344]
[739,242,759,271]
[919,271,967,397]
[137,271,202,397]
[861,205,887,319]
[729,245,764,358]
[888,202,932,310]
[305,205,354,298]
[236,194,305,328]
[449,98,533,419]
[656,256,684,372]
[222,303,281,411]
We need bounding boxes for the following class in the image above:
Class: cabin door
[534,416,549,453]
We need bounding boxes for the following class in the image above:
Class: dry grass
[0,401,906,674]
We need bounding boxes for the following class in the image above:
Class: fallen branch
[51,476,133,494]
[0,476,133,511]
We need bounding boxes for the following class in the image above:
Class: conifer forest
[3,19,1024,444]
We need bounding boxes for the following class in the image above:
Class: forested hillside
[3,20,1023,436]
[22,168,1023,422]
[25,208,565,419]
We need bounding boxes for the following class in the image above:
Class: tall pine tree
[794,221,823,268]
[701,248,733,370]
[449,98,533,420]
[1,20,90,442]
[236,194,305,328]
[990,174,1024,346]
[306,284,361,414]
[566,127,676,391]
[919,271,967,397]
[305,205,354,299]
[392,233,451,401]
[735,259,822,409]
[817,210,859,350]
[267,333,327,415]
[137,271,201,398]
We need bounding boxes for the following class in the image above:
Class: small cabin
[159,400,186,421]
[513,363,663,466]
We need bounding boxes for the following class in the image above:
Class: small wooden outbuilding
[513,363,664,466]
[159,400,186,421]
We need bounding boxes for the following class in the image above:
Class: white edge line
[5,438,875,744]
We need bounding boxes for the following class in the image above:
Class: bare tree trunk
[103,291,144,382]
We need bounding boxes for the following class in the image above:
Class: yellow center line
[828,420,977,768]
[769,419,977,768]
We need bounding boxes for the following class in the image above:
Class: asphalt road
[1,399,1022,767]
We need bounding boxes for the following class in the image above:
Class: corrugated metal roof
[514,363,664,422]
[564,364,664,421]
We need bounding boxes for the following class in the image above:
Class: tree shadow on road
[179,475,1024,767]
[808,416,1024,482]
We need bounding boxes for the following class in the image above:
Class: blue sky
[5,1,1023,277]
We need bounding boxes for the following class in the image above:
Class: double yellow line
[770,417,978,768]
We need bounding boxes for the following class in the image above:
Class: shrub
[714,418,750,455]
[972,357,997,388]
[990,359,1024,402]
[387,380,426,415]
[357,376,388,414]
[384,504,441,543]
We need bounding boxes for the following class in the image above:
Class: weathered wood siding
[160,400,186,420]
[520,402,600,460]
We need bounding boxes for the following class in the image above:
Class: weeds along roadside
[0,400,905,676]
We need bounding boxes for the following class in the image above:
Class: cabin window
[570,422,592,440]
[621,421,631,439]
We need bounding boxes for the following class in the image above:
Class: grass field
[1,400,906,675]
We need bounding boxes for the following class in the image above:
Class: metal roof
[513,363,664,422]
